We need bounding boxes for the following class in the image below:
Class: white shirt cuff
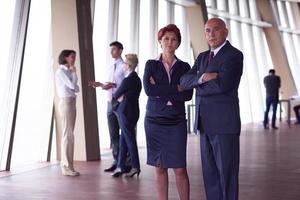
[198,74,205,84]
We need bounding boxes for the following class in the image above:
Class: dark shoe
[264,125,269,129]
[104,164,117,172]
[263,123,269,129]
[112,169,123,178]
[123,165,132,173]
[125,168,140,178]
[272,126,278,130]
[294,121,300,125]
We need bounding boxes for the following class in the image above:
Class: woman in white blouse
[55,49,80,176]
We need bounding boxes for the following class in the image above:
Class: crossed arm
[143,63,193,102]
[180,54,243,96]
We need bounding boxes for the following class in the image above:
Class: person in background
[90,41,131,172]
[55,49,80,176]
[291,95,300,124]
[180,18,243,200]
[263,69,281,129]
[111,54,142,178]
[143,24,193,200]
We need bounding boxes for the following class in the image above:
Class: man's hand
[202,72,218,82]
[102,82,116,90]
[88,81,103,88]
[150,76,156,85]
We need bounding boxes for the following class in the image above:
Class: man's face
[205,19,228,49]
[110,46,122,59]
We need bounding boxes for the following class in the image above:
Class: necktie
[208,51,214,64]
[112,63,116,83]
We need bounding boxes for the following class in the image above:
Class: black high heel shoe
[112,169,123,178]
[125,168,140,178]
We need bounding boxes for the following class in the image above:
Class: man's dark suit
[180,41,243,200]
[113,71,142,170]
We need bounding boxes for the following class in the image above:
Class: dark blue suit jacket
[143,57,193,116]
[180,41,243,134]
[113,71,142,123]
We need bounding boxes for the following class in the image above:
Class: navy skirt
[144,108,188,168]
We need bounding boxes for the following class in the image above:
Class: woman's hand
[117,95,124,102]
[150,76,156,85]
[177,85,183,92]
[69,65,76,73]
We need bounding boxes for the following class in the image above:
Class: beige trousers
[59,97,76,171]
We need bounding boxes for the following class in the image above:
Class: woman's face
[123,63,130,71]
[65,53,76,66]
[159,31,179,54]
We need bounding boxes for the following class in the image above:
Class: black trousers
[107,102,132,166]
[263,96,279,127]
[200,133,240,200]
[107,102,120,165]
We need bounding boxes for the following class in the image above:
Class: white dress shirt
[55,64,79,98]
[107,57,126,101]
[292,95,300,102]
[198,40,228,84]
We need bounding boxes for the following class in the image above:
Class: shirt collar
[114,57,124,65]
[211,40,227,56]
[156,54,178,63]
[125,70,134,77]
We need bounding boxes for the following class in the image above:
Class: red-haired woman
[143,24,193,200]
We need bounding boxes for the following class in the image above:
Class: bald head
[205,18,228,49]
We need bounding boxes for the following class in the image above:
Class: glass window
[174,4,191,63]
[10,0,53,168]
[93,0,110,150]
[118,0,131,55]
[136,0,151,147]
[0,0,17,170]
[158,0,168,30]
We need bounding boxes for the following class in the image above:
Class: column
[149,0,158,58]
[52,0,100,162]
[186,3,208,58]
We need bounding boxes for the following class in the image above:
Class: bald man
[181,18,243,200]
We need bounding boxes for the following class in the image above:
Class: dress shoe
[123,165,132,173]
[62,168,80,176]
[263,123,269,129]
[272,126,278,130]
[112,168,123,178]
[294,121,300,125]
[125,168,140,178]
[104,164,117,172]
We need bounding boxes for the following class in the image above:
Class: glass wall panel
[118,0,131,55]
[0,0,17,170]
[93,0,110,149]
[136,0,151,147]
[10,0,53,168]
[158,0,168,30]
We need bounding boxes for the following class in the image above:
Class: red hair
[157,24,181,46]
